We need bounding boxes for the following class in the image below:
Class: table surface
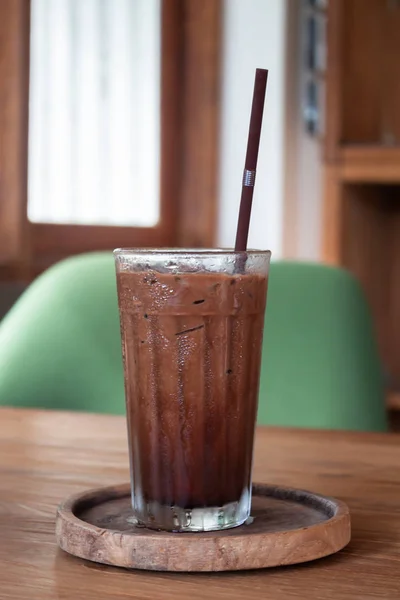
[1,408,400,600]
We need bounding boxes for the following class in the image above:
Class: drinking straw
[235,69,268,251]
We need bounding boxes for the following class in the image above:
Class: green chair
[0,253,387,430]
[258,261,387,431]
[0,252,125,414]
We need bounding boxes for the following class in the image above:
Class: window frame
[0,0,221,278]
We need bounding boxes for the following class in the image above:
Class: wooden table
[1,408,400,599]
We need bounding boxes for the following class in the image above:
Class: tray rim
[56,482,351,572]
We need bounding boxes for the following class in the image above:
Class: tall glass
[114,249,270,531]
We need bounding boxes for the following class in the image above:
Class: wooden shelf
[338,146,400,183]
[322,1,400,423]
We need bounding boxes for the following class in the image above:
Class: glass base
[129,489,251,532]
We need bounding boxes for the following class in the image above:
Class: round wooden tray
[56,483,351,572]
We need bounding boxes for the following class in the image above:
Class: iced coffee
[115,249,270,531]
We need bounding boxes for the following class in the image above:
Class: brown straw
[235,68,268,251]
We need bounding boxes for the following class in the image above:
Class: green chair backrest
[0,252,124,414]
[0,253,387,430]
[258,261,387,431]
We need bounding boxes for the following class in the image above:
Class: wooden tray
[56,483,351,572]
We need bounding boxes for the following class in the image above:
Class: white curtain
[28,0,160,227]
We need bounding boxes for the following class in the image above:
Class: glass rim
[114,247,271,257]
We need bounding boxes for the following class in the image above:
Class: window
[0,0,221,278]
[28,0,160,227]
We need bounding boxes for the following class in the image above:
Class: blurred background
[0,0,399,421]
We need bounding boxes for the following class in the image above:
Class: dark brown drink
[115,250,270,531]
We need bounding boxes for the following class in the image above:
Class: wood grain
[325,180,400,394]
[56,483,350,572]
[386,201,400,383]
[322,0,400,406]
[341,0,385,143]
[0,0,30,269]
[384,0,400,145]
[323,176,400,394]
[1,407,400,598]
[341,184,393,368]
[339,146,400,183]
[339,0,400,144]
[177,0,221,248]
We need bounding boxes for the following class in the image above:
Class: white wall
[282,0,323,262]
[295,130,322,260]
[290,0,323,260]
[218,0,287,258]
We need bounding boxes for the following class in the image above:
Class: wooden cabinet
[323,0,400,406]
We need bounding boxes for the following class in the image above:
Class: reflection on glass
[28,0,160,227]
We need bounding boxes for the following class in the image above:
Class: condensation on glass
[114,249,270,532]
[28,0,160,227]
